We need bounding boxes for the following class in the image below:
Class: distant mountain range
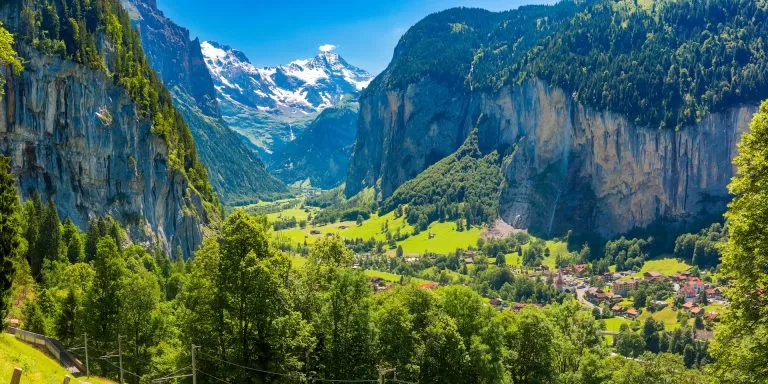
[201,41,373,156]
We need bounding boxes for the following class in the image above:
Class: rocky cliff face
[123,0,287,204]
[347,77,755,238]
[1,50,207,256]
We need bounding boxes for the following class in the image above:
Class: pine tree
[55,288,78,344]
[37,199,61,264]
[85,218,99,261]
[0,156,20,326]
[24,194,43,276]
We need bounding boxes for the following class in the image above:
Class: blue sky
[156,0,555,74]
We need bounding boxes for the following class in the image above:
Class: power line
[195,350,292,378]
[98,355,143,380]
[196,349,381,383]
[197,369,231,384]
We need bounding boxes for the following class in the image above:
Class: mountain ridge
[201,40,373,156]
[347,0,766,241]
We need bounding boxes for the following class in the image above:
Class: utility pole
[118,335,124,384]
[83,333,89,377]
[191,344,197,384]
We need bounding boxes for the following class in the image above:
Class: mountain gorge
[0,0,219,257]
[201,40,373,157]
[122,0,288,204]
[347,0,768,240]
[268,97,359,189]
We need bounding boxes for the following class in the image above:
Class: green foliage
[381,130,502,229]
[10,0,217,206]
[0,156,20,328]
[503,307,556,383]
[0,22,23,97]
[6,196,711,382]
[374,2,581,92]
[674,223,726,269]
[312,187,377,224]
[616,328,646,358]
[521,0,768,130]
[711,100,768,381]
[595,236,650,273]
[380,0,768,130]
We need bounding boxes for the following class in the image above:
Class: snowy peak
[201,41,373,119]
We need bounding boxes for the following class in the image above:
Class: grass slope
[398,222,482,254]
[0,334,113,384]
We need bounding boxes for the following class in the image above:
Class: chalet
[463,257,474,264]
[705,312,719,322]
[613,278,640,297]
[672,274,688,282]
[572,264,587,277]
[678,286,698,302]
[585,287,611,304]
[651,300,669,309]
[489,298,502,307]
[611,305,625,313]
[310,229,321,235]
[420,282,439,290]
[626,308,639,318]
[682,302,696,311]
[690,307,703,316]
[644,271,664,281]
[687,277,705,293]
[513,303,527,312]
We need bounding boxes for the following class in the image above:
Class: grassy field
[398,222,482,254]
[514,239,569,269]
[0,334,114,384]
[341,211,414,242]
[364,269,429,285]
[638,306,682,330]
[625,258,691,279]
[266,207,314,222]
[603,317,631,332]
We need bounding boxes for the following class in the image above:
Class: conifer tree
[0,156,20,326]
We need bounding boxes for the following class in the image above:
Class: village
[365,252,729,343]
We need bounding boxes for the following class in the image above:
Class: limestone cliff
[1,50,207,257]
[347,77,755,238]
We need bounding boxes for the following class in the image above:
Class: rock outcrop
[347,77,755,238]
[1,50,207,256]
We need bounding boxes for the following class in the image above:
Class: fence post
[10,367,22,384]
[62,375,71,384]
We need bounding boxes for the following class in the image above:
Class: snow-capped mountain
[201,41,373,120]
